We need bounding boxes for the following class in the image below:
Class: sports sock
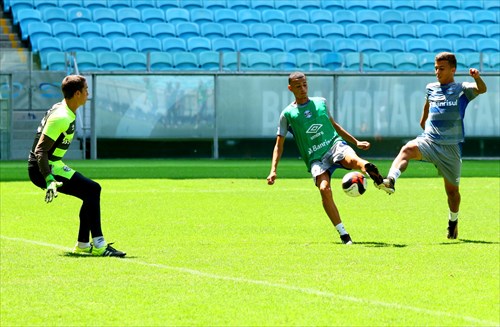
[335,223,348,236]
[93,236,106,249]
[77,242,91,249]
[449,211,459,222]
[388,168,401,181]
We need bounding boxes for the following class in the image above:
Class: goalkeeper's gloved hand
[45,175,63,203]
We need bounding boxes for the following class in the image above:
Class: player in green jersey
[28,75,126,257]
[267,72,386,245]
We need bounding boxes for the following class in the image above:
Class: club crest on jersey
[306,124,322,134]
[304,110,312,118]
[63,165,72,172]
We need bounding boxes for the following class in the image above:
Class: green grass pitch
[1,159,499,326]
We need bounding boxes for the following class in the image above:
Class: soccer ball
[342,171,367,197]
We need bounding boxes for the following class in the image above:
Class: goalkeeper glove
[45,175,63,203]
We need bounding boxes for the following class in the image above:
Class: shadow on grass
[356,241,408,248]
[61,252,137,258]
[439,239,500,245]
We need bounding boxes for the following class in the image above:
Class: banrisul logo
[306,124,322,134]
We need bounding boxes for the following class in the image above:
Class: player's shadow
[356,241,408,248]
[439,239,499,245]
[61,252,137,258]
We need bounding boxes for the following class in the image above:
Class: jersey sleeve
[276,112,289,137]
[462,82,479,101]
[42,115,68,141]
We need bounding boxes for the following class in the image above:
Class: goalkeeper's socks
[388,168,401,181]
[93,236,107,249]
[335,223,348,236]
[449,211,459,222]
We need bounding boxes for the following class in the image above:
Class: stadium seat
[357,38,381,53]
[260,37,285,53]
[155,0,178,10]
[416,24,440,39]
[46,51,67,71]
[404,10,427,25]
[122,52,147,70]
[439,24,463,39]
[179,0,203,10]
[272,52,296,70]
[261,9,286,24]
[151,23,176,40]
[176,22,200,39]
[322,52,344,70]
[62,37,87,52]
[199,51,220,70]
[108,0,131,10]
[17,9,42,40]
[286,9,309,25]
[132,0,155,10]
[238,9,262,24]
[476,38,500,53]
[273,23,297,39]
[58,0,82,9]
[345,52,369,71]
[392,24,416,39]
[227,0,250,11]
[369,0,391,10]
[394,52,418,70]
[97,51,123,70]
[298,0,322,11]
[236,37,260,52]
[274,0,298,12]
[111,37,137,53]
[82,0,107,10]
[296,52,322,70]
[247,52,273,70]
[249,23,273,39]
[52,22,77,40]
[369,52,394,70]
[345,0,368,11]
[187,36,212,53]
[75,51,98,71]
[173,52,199,69]
[28,22,51,51]
[214,9,238,24]
[438,0,460,10]
[117,7,142,24]
[92,8,117,23]
[297,24,321,39]
[11,0,34,23]
[450,10,474,24]
[68,8,92,24]
[138,37,162,52]
[334,38,357,53]
[127,22,151,40]
[356,10,380,25]
[454,53,468,70]
[102,22,127,39]
[426,10,450,25]
[225,23,249,39]
[415,0,438,11]
[149,51,173,71]
[309,38,333,54]
[488,53,500,70]
[285,38,309,54]
[321,0,344,11]
[381,10,404,24]
[392,0,415,11]
[486,24,500,39]
[161,37,187,52]
[309,9,333,25]
[166,8,190,24]
[461,0,484,11]
[474,10,497,24]
[222,52,247,70]
[405,39,429,53]
[345,23,369,39]
[484,0,500,11]
[41,7,66,24]
[321,23,344,39]
[250,0,274,11]
[211,37,236,52]
[369,24,392,39]
[333,10,356,25]
[381,39,405,53]
[190,8,214,24]
[463,24,487,40]
[201,23,225,39]
[453,38,477,52]
[141,8,165,24]
[429,38,453,53]
[204,0,226,10]
[86,37,112,52]
[38,37,62,66]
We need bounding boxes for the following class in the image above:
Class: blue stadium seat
[321,23,344,39]
[464,52,483,69]
[132,0,155,10]
[52,22,77,40]
[404,10,427,25]
[247,52,273,70]
[333,10,356,25]
[11,0,34,24]
[86,37,112,52]
[41,7,66,24]
[274,0,298,12]
[238,9,262,24]
[484,0,500,11]
[321,0,343,10]
[92,8,117,23]
[225,23,249,39]
[486,24,500,39]
[438,0,460,10]
[357,38,381,53]
[474,10,497,24]
[82,0,107,10]
[250,0,274,11]
[429,38,453,52]
[415,0,438,11]
[236,37,260,52]
[427,10,450,25]
[151,23,176,40]
[261,9,286,24]
[141,8,165,24]
[405,38,429,53]
[190,8,214,24]
[260,37,285,53]
[296,52,322,70]
[176,22,200,39]
[297,0,321,11]
[28,22,51,51]
[297,23,321,39]
[204,0,226,10]
[285,38,309,54]
[356,10,380,25]
[369,24,392,39]
[416,24,440,39]
[381,10,404,24]
[127,22,151,40]
[102,22,127,39]
[463,24,487,40]
[454,53,468,70]
[173,51,199,69]
[334,38,357,53]
[199,51,221,70]
[345,52,369,71]
[476,38,500,53]
[286,9,309,25]
[68,7,92,24]
[179,0,202,10]
[461,0,484,11]
[488,53,500,70]
[201,22,225,39]
[46,51,67,71]
[17,9,42,40]
[108,0,131,10]
[345,0,368,11]
[227,0,250,11]
[392,24,416,39]
[272,52,296,70]
[122,52,147,70]
[222,52,247,70]
[62,37,87,52]
[58,0,82,9]
[75,51,98,71]
[273,23,297,39]
[380,39,405,53]
[369,52,394,70]
[345,23,369,39]
[249,23,273,39]
[309,38,333,54]
[453,38,476,52]
[138,37,162,52]
[97,51,123,70]
[393,52,418,70]
[112,37,137,53]
[322,52,344,70]
[166,8,189,24]
[309,9,333,25]
[214,9,238,24]
[161,37,187,52]
[149,51,173,71]
[187,36,212,53]
[38,37,62,66]
[392,0,415,11]
[155,0,178,10]
[117,7,142,24]
[439,24,463,39]
[211,37,236,52]
[369,0,391,10]
[450,10,474,24]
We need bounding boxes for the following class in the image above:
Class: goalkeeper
[28,75,126,257]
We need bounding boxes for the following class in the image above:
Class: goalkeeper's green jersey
[281,97,344,171]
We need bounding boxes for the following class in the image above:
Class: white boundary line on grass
[1,235,497,326]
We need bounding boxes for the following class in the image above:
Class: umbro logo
[306,124,322,134]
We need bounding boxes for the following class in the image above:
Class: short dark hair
[61,75,86,99]
[435,52,457,68]
[288,72,306,85]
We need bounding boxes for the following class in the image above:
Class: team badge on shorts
[63,165,72,172]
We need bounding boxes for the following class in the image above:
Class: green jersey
[279,97,344,171]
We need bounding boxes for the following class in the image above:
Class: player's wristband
[45,174,55,187]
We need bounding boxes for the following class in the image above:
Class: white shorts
[310,141,355,183]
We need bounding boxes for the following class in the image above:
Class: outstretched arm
[469,68,487,95]
[267,135,285,185]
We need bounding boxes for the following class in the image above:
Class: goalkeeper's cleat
[447,220,458,239]
[364,163,384,186]
[73,245,92,255]
[91,243,126,257]
[340,234,353,245]
[377,177,395,195]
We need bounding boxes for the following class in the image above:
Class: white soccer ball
[342,171,367,197]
